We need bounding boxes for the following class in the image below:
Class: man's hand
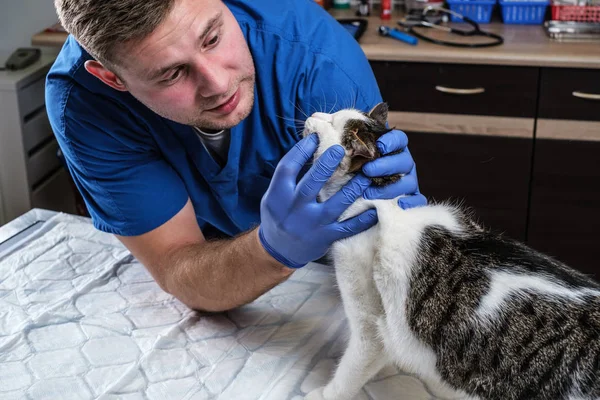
[259,134,378,269]
[362,129,427,209]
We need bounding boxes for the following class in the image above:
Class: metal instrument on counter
[545,20,600,41]
[378,25,419,45]
[397,6,504,48]
[552,0,600,5]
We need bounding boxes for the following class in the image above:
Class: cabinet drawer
[17,76,46,119]
[22,107,54,153]
[538,68,600,121]
[370,61,539,118]
[31,168,77,215]
[26,139,60,188]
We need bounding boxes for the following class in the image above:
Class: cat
[302,103,600,400]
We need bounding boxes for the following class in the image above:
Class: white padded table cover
[0,210,439,399]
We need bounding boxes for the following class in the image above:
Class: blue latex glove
[362,129,427,209]
[258,134,379,269]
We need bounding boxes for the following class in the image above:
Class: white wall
[0,0,402,54]
[0,0,61,53]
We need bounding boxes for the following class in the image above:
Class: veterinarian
[46,0,426,312]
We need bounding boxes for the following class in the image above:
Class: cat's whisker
[328,90,338,114]
[315,98,323,115]
[346,86,356,110]
[308,97,320,115]
[276,117,308,133]
[343,88,351,110]
[340,91,347,111]
[275,114,307,125]
[288,98,309,119]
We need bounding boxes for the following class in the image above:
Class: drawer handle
[572,91,600,101]
[435,86,485,95]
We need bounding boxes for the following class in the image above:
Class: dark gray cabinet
[527,67,600,279]
[370,61,599,278]
[407,132,532,243]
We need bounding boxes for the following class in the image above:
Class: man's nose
[194,60,229,98]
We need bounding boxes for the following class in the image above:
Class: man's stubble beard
[192,75,256,131]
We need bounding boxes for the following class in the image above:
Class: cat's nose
[311,112,333,123]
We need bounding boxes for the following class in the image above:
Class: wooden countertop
[331,9,600,69]
[31,9,600,69]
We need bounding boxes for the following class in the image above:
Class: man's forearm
[162,227,294,312]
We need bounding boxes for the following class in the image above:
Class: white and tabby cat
[303,103,600,400]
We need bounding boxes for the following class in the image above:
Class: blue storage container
[499,0,550,24]
[446,0,497,23]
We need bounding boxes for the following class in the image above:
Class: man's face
[117,0,255,131]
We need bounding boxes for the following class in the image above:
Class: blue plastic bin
[499,0,550,24]
[446,0,497,23]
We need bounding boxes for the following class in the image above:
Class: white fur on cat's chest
[328,200,471,400]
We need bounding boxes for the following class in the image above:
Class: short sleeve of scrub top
[46,71,189,236]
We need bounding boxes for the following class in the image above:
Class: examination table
[0,209,437,399]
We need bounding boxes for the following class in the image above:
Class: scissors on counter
[398,6,504,48]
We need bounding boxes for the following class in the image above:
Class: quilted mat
[0,210,438,399]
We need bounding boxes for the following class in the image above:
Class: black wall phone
[2,48,41,71]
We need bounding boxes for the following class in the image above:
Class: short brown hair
[55,0,175,68]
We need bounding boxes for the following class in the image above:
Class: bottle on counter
[381,0,392,19]
[356,0,371,16]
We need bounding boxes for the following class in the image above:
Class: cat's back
[437,234,600,400]
[374,202,600,400]
[453,230,600,400]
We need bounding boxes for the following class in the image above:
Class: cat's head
[302,102,401,187]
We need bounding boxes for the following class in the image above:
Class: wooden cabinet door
[389,112,534,242]
[527,132,600,279]
[527,67,600,279]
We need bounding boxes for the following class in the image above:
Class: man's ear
[84,60,127,91]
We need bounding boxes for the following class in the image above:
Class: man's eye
[166,67,184,82]
[206,33,219,46]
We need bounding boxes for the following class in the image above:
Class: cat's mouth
[302,117,327,142]
[301,127,313,138]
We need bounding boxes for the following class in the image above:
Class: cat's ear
[350,131,377,159]
[348,129,377,173]
[368,102,389,126]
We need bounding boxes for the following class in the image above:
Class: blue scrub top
[46,0,383,238]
